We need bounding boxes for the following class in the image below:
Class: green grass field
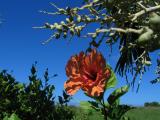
[73,106,160,120]
[124,107,160,120]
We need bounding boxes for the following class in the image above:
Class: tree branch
[131,4,160,21]
[87,27,143,36]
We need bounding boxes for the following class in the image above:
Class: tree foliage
[0,64,75,120]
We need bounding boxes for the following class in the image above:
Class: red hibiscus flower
[64,49,111,97]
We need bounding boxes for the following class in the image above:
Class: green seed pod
[75,26,82,37]
[55,33,60,39]
[149,12,160,25]
[149,12,160,31]
[73,8,78,11]
[63,32,67,38]
[54,23,58,27]
[142,59,152,66]
[77,15,82,22]
[95,28,100,34]
[75,26,78,30]
[85,15,91,22]
[77,26,83,31]
[70,28,75,35]
[144,60,152,66]
[60,21,68,30]
[86,17,91,22]
[137,27,153,45]
[109,32,115,37]
[50,25,55,29]
[45,23,55,29]
[66,18,70,23]
[76,29,80,37]
[60,21,65,25]
[55,25,63,32]
[72,8,78,14]
[92,33,97,39]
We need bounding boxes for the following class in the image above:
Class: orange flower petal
[91,85,104,96]
[66,52,84,78]
[82,84,104,97]
[64,79,82,95]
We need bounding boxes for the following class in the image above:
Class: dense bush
[144,102,160,107]
[0,64,75,120]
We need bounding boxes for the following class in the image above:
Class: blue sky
[0,0,159,106]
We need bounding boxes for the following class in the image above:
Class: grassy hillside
[124,107,160,120]
[73,106,160,120]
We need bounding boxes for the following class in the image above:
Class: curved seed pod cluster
[135,12,160,52]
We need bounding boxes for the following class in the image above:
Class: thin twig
[32,26,46,29]
[50,2,60,10]
[134,50,146,63]
[137,1,147,11]
[42,34,55,45]
[39,10,60,15]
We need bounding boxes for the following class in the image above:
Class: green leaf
[5,85,10,92]
[105,64,117,89]
[88,101,100,111]
[3,113,21,120]
[9,114,21,120]
[63,91,70,100]
[114,98,120,106]
[58,96,64,104]
[107,85,129,105]
[15,83,24,89]
[3,116,9,120]
[108,105,133,120]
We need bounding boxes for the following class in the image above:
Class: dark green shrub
[0,70,23,119]
[0,64,75,120]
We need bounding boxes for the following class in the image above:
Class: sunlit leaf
[88,101,100,111]
[107,85,129,105]
[3,113,21,120]
[105,64,117,89]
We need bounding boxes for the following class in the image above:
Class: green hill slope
[124,107,160,120]
[73,106,160,120]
